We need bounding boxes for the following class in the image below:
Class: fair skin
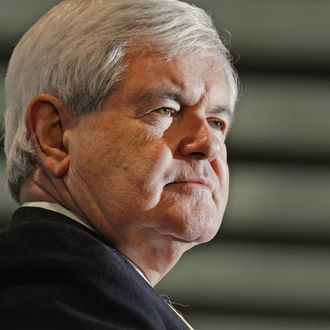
[22,51,233,286]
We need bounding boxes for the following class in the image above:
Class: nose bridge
[178,114,221,161]
[192,118,213,144]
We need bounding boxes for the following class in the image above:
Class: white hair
[4,0,239,203]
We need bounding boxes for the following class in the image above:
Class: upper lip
[168,177,213,190]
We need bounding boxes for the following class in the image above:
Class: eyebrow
[133,90,186,108]
[132,89,234,126]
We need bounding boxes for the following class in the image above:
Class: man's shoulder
[0,206,134,283]
[0,206,115,264]
[0,207,188,329]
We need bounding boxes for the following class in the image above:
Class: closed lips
[167,178,213,190]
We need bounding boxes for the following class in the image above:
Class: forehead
[111,51,232,112]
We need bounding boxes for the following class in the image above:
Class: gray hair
[4,0,239,203]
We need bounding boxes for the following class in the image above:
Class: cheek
[113,134,174,210]
[135,147,173,206]
[212,141,229,184]
[211,155,229,212]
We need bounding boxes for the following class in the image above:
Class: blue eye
[153,107,176,117]
[208,118,225,131]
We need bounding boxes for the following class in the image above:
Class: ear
[25,94,72,178]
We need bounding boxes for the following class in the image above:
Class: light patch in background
[182,313,330,330]
[230,74,330,155]
[225,163,330,241]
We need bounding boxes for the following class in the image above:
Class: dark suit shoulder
[0,207,188,330]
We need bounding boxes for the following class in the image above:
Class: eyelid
[207,117,227,132]
[153,107,180,116]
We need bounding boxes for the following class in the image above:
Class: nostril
[189,152,206,159]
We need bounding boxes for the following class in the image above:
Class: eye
[153,107,177,117]
[208,118,226,132]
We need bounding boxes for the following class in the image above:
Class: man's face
[67,52,232,253]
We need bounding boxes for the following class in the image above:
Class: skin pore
[21,51,233,286]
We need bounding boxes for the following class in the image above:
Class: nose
[178,119,222,161]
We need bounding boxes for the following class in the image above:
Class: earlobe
[25,94,71,178]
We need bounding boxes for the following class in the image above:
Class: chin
[160,210,222,244]
[197,222,221,243]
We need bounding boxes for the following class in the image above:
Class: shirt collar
[22,201,95,232]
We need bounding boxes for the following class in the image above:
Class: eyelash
[152,107,226,132]
[153,107,178,117]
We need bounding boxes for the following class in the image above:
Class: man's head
[4,0,238,284]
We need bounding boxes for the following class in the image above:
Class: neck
[117,233,194,286]
[21,168,192,287]
[20,168,88,222]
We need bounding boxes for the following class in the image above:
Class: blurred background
[1,0,330,329]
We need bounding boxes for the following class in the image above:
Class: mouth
[166,178,213,190]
